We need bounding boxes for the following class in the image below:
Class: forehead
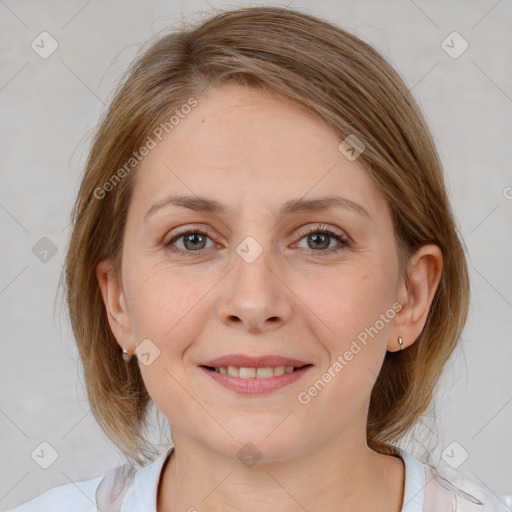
[130,83,387,220]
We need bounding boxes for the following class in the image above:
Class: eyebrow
[144,193,371,221]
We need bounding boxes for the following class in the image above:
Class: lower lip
[199,366,312,394]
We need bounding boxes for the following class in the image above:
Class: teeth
[274,366,285,376]
[227,366,239,377]
[256,367,273,378]
[239,367,255,378]
[214,365,297,378]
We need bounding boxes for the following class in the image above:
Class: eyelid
[164,224,217,242]
[293,223,352,251]
[295,223,349,241]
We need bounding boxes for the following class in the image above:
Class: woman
[10,6,508,511]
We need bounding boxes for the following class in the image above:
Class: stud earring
[120,346,134,363]
[398,337,404,351]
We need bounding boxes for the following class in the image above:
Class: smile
[199,364,313,394]
[213,365,296,378]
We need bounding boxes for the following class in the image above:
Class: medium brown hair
[63,6,469,468]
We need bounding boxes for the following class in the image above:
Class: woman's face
[99,83,424,461]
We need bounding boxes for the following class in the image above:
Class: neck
[157,428,404,512]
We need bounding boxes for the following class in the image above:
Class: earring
[120,346,134,363]
[398,337,404,351]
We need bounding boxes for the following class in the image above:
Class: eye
[164,229,215,255]
[295,224,351,254]
[163,224,351,257]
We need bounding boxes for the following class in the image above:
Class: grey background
[1,0,511,509]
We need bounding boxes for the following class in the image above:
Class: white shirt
[8,446,511,511]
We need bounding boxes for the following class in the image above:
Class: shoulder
[7,464,135,512]
[423,461,510,511]
[8,447,172,512]
[7,475,104,512]
[396,447,510,512]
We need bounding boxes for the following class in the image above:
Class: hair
[62,6,469,468]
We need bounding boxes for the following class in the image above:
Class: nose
[216,246,293,334]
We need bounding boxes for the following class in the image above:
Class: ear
[96,260,135,352]
[387,244,443,352]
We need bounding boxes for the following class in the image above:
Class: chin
[204,428,306,465]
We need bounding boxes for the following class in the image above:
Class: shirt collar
[125,446,425,512]
[396,447,426,512]
[129,446,174,511]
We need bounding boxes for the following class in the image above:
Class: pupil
[185,233,205,250]
[309,233,329,250]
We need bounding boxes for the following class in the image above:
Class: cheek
[124,268,215,419]
[303,260,397,396]
[124,266,211,351]
[123,259,243,410]
[302,260,396,344]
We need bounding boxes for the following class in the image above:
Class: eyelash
[164,224,352,257]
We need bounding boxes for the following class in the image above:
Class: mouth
[198,359,313,394]
[201,364,312,378]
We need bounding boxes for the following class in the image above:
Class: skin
[97,83,443,511]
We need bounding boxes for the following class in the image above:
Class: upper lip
[201,354,312,368]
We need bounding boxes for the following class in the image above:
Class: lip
[198,354,313,395]
[199,365,313,394]
[200,354,311,368]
